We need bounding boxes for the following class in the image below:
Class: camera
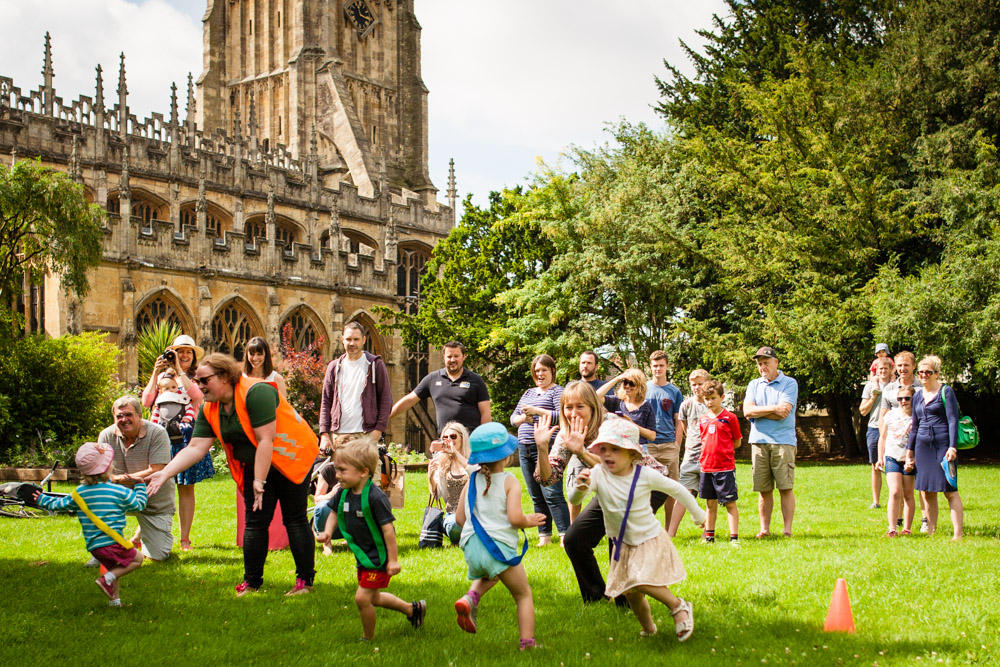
[163,348,176,364]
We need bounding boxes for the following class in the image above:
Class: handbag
[378,445,405,508]
[941,386,979,450]
[418,494,444,549]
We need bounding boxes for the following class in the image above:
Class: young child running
[33,442,147,607]
[569,419,706,641]
[697,380,742,546]
[317,439,426,640]
[454,422,546,650]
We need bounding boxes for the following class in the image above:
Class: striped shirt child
[37,482,148,551]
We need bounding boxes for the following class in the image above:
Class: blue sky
[0,0,727,208]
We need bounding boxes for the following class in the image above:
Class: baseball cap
[753,346,778,360]
[875,343,890,354]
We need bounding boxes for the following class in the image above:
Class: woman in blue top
[510,354,567,546]
[904,355,964,540]
[596,369,657,446]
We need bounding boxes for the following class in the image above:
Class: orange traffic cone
[823,578,856,633]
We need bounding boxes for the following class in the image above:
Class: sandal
[755,531,770,539]
[639,625,658,638]
[180,539,193,552]
[670,598,694,642]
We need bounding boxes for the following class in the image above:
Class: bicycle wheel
[0,499,52,518]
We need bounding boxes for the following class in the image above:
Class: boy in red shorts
[318,439,426,640]
[698,381,743,547]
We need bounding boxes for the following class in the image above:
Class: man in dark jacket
[318,322,392,452]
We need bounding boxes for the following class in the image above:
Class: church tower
[197,0,435,201]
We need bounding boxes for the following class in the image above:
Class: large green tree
[0,159,104,325]
[376,189,556,419]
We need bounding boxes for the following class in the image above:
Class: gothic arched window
[179,204,229,238]
[135,292,188,335]
[211,299,261,361]
[397,245,429,313]
[281,307,324,353]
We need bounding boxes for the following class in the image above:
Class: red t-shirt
[698,409,742,473]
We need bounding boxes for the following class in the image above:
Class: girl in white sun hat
[568,418,706,641]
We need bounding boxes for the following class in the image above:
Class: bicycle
[0,462,74,518]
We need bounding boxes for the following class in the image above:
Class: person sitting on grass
[33,442,147,607]
[697,380,742,546]
[317,439,426,641]
[453,422,546,650]
[568,419,706,641]
[312,433,355,556]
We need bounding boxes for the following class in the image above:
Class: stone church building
[0,0,453,448]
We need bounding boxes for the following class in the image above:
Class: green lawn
[2,463,998,666]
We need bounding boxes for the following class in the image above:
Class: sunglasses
[897,396,912,403]
[441,433,459,440]
[193,373,217,387]
[916,370,937,376]
[622,380,635,388]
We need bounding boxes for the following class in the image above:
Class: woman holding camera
[141,334,215,551]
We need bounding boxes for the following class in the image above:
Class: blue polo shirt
[746,371,799,445]
[645,381,684,444]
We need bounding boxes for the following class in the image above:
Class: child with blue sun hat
[453,422,546,650]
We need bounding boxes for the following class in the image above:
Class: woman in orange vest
[148,353,320,597]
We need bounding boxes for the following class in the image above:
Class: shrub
[279,322,326,432]
[137,320,182,388]
[0,332,122,466]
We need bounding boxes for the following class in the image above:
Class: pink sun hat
[587,418,644,457]
[75,442,114,476]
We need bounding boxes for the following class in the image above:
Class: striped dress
[36,482,148,551]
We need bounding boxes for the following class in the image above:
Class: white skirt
[605,528,687,598]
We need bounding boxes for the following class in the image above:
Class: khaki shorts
[647,441,680,480]
[751,443,796,492]
[678,458,701,492]
[132,510,174,561]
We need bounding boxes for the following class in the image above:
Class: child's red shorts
[357,567,391,589]
[91,544,138,570]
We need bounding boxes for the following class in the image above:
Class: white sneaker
[84,556,100,568]
[920,519,929,534]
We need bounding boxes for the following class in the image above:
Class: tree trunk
[824,392,861,457]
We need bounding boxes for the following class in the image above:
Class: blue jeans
[443,512,462,545]
[518,442,570,536]
[311,498,342,539]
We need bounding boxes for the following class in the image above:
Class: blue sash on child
[610,465,642,562]
[467,471,529,566]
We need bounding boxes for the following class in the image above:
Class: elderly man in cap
[743,347,798,538]
[97,395,175,560]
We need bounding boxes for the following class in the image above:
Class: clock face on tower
[345,0,377,37]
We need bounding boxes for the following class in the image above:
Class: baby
[151,370,195,443]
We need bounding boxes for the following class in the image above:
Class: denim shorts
[884,456,915,476]
[866,427,881,464]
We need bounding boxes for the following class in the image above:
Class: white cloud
[0,0,727,207]
[0,0,201,121]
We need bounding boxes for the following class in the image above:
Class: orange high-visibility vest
[203,376,319,493]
